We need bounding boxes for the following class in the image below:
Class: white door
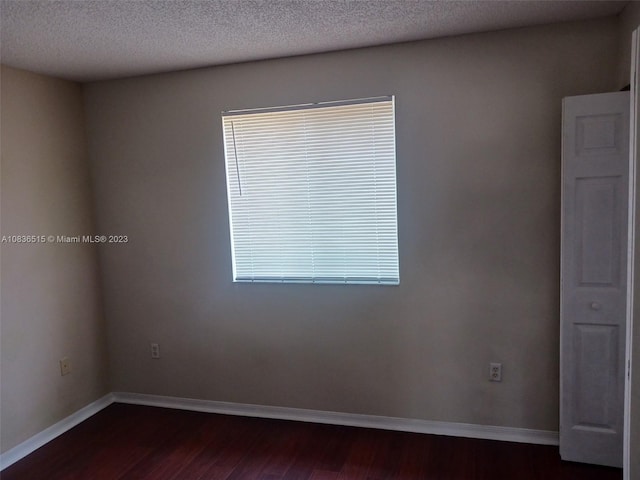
[624,28,640,480]
[561,91,630,468]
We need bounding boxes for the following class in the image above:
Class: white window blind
[222,96,399,285]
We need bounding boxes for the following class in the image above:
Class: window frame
[222,95,400,285]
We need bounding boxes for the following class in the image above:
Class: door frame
[623,26,639,480]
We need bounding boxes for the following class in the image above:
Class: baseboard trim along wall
[1,391,559,470]
[112,392,560,447]
[0,393,115,470]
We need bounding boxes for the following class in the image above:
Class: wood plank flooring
[1,403,622,479]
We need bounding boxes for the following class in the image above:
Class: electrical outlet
[489,362,502,382]
[59,357,71,376]
[151,343,160,359]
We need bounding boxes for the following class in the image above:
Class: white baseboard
[112,392,559,446]
[0,393,115,471]
[1,391,558,471]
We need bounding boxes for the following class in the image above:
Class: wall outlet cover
[489,362,502,382]
[59,357,71,376]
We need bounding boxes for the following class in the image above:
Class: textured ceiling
[0,0,629,83]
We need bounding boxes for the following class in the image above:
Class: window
[222,96,399,285]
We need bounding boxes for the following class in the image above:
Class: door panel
[573,323,619,430]
[576,113,624,156]
[561,91,629,468]
[575,176,621,286]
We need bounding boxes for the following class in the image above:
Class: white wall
[0,66,109,453]
[83,19,619,431]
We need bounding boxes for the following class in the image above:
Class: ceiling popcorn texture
[0,0,629,82]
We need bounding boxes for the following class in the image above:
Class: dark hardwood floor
[1,403,622,480]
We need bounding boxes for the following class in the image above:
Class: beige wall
[83,18,620,432]
[0,66,109,453]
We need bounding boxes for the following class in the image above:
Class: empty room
[2,0,640,478]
